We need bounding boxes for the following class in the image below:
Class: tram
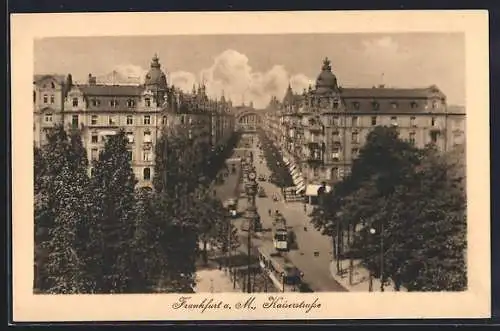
[257,246,304,292]
[272,214,288,251]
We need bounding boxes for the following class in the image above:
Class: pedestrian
[268,208,272,216]
[303,204,307,213]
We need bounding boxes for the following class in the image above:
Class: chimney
[88,73,96,85]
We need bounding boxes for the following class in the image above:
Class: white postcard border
[11,10,490,321]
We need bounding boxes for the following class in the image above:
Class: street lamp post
[369,224,385,292]
[281,272,286,292]
[244,171,258,294]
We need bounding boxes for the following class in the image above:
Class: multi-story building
[34,55,235,187]
[265,57,466,204]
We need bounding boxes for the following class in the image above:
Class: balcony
[429,127,443,134]
[306,154,323,164]
[306,140,321,148]
[306,148,323,164]
[308,123,323,132]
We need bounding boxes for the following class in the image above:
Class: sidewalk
[329,258,406,292]
[288,201,406,292]
[194,269,239,293]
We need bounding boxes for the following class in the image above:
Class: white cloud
[170,71,197,92]
[188,49,316,108]
[99,49,315,108]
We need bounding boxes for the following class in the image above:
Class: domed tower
[315,57,339,94]
[144,54,168,103]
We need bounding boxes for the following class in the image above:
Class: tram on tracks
[257,245,304,292]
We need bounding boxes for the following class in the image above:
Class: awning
[290,167,298,177]
[292,174,303,186]
[296,182,306,195]
[305,184,332,196]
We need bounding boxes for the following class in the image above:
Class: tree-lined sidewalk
[310,126,466,292]
[34,124,241,294]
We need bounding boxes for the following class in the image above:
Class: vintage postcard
[11,11,490,321]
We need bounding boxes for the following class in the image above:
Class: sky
[34,33,465,108]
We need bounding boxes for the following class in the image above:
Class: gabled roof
[76,84,145,97]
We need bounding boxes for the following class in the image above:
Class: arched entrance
[235,108,263,133]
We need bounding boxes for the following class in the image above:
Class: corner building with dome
[265,58,466,203]
[33,55,236,187]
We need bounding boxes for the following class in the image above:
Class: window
[91,115,98,125]
[313,167,319,177]
[110,99,118,107]
[372,101,380,110]
[331,131,340,141]
[51,82,55,89]
[43,94,48,103]
[352,116,358,127]
[430,131,438,143]
[126,115,134,125]
[126,132,134,143]
[145,98,151,107]
[333,100,339,109]
[33,91,36,103]
[71,115,79,128]
[91,148,98,161]
[91,99,99,107]
[44,113,53,122]
[162,116,168,125]
[50,95,55,104]
[331,148,340,160]
[352,148,359,158]
[188,116,193,125]
[127,99,135,108]
[332,116,339,126]
[432,100,439,109]
[72,98,78,107]
[143,150,152,162]
[91,134,98,143]
[431,117,436,127]
[109,116,117,126]
[409,132,416,145]
[352,102,360,110]
[143,131,152,143]
[127,150,133,161]
[390,116,398,126]
[143,168,151,180]
[331,167,338,180]
[352,132,359,143]
[453,132,464,146]
[411,101,418,109]
[410,116,416,127]
[371,116,377,126]
[188,130,193,140]
[181,115,185,124]
[90,168,95,177]
[391,102,398,109]
[143,115,151,125]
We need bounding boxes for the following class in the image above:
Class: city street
[237,135,347,292]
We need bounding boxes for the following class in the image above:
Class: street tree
[34,125,94,293]
[89,130,138,293]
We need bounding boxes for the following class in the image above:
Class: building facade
[34,55,235,187]
[264,58,466,201]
